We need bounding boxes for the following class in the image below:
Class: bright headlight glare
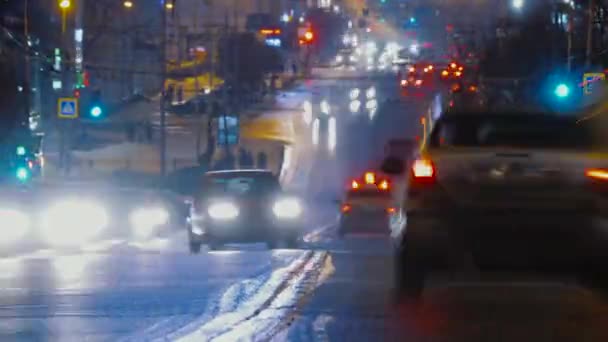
[0,208,30,244]
[41,199,108,245]
[130,207,169,238]
[273,198,302,219]
[208,202,239,220]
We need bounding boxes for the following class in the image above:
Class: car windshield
[430,114,596,150]
[203,173,280,196]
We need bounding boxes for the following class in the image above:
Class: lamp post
[160,2,168,176]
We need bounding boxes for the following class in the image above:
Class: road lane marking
[261,253,335,341]
[168,251,326,341]
[303,221,339,243]
[168,251,316,341]
[208,252,330,342]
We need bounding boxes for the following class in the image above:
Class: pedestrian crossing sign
[57,97,79,119]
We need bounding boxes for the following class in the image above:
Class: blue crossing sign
[57,97,79,119]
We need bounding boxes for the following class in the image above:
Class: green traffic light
[554,83,570,98]
[16,167,29,182]
[90,105,103,118]
[16,146,26,156]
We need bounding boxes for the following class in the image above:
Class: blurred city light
[90,105,103,118]
[512,0,523,9]
[554,83,570,98]
[16,146,26,156]
[16,167,30,182]
[124,1,133,8]
[59,0,71,9]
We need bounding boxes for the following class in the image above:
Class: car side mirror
[381,157,406,175]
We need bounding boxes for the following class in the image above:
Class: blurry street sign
[583,73,605,95]
[57,97,78,119]
[217,115,239,146]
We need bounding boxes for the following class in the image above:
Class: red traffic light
[73,89,81,98]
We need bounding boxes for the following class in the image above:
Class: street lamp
[165,2,174,10]
[512,0,524,9]
[124,1,133,8]
[58,0,71,9]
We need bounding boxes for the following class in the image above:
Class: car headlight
[208,202,239,220]
[0,208,30,244]
[273,198,302,219]
[130,207,169,238]
[41,199,108,246]
[336,55,344,62]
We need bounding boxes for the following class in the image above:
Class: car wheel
[394,239,427,301]
[189,241,202,254]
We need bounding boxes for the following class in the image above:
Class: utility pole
[222,12,229,154]
[585,0,594,68]
[567,11,573,72]
[160,3,168,176]
[23,0,31,132]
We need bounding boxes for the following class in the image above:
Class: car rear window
[203,173,280,196]
[430,114,596,150]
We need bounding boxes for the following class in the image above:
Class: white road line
[171,251,318,342]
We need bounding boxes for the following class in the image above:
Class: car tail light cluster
[411,159,436,184]
[350,172,391,191]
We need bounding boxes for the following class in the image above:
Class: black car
[188,170,303,253]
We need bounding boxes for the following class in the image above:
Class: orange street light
[59,0,71,9]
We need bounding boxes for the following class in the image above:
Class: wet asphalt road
[2,70,608,342]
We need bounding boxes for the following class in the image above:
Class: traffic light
[554,83,570,98]
[16,166,30,182]
[90,105,103,118]
[88,90,105,119]
[16,146,26,156]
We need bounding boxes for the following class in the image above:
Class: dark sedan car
[188,170,303,253]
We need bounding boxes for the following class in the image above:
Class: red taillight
[351,180,360,189]
[378,180,390,190]
[412,159,435,181]
[586,168,608,181]
[386,207,396,214]
[400,79,407,86]
[341,204,352,213]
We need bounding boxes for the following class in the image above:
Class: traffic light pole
[160,5,167,177]
[585,0,594,68]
